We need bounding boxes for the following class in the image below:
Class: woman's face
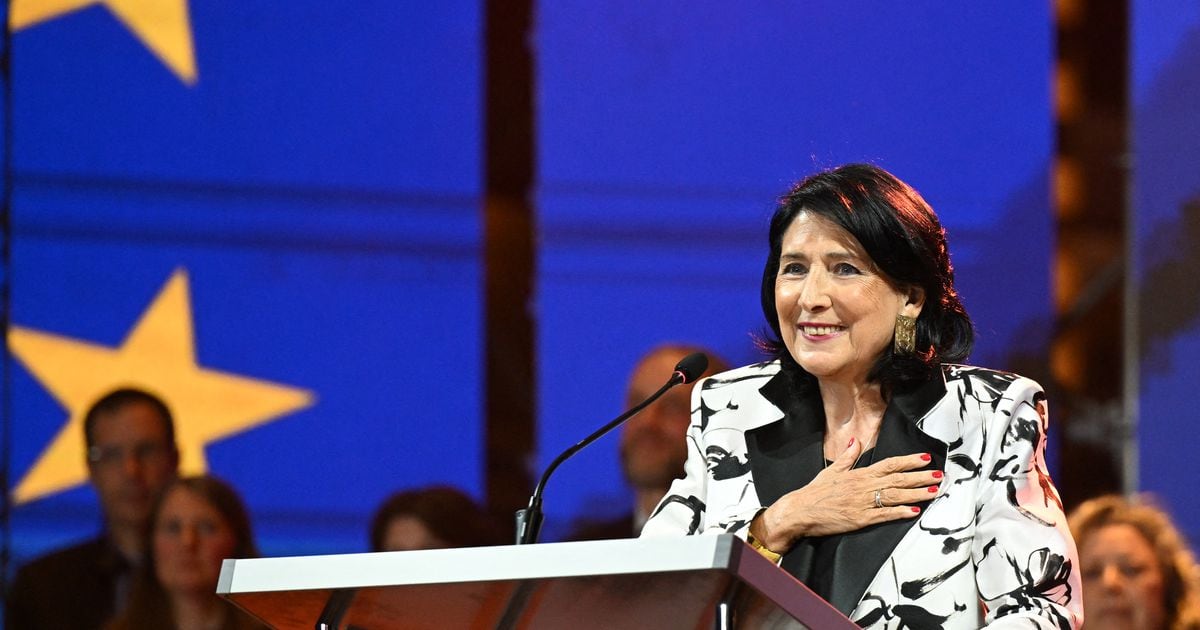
[1079,523,1168,630]
[774,212,921,385]
[153,486,239,597]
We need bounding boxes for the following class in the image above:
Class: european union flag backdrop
[6,1,483,558]
[4,1,1074,561]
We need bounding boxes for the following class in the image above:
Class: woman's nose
[1100,564,1123,590]
[798,271,832,311]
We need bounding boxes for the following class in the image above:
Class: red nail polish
[920,453,931,462]
[928,486,938,493]
[847,437,855,448]
[932,471,943,479]
[911,506,921,513]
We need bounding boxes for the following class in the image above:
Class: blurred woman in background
[369,485,502,552]
[1070,494,1200,630]
[108,475,266,630]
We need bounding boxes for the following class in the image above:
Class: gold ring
[874,489,884,508]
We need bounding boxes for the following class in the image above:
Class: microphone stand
[514,372,685,545]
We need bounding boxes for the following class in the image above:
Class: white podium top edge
[218,534,740,595]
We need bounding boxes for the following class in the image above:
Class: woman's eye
[780,262,807,275]
[833,262,861,275]
[1121,563,1149,577]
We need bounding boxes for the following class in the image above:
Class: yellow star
[9,269,314,504]
[9,0,198,85]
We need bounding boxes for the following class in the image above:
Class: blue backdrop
[4,2,1057,560]
[1133,0,1200,544]
[534,2,1053,538]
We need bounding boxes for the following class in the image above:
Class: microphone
[514,352,708,545]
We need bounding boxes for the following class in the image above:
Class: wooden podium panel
[217,535,855,629]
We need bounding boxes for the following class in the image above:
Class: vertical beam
[483,0,536,538]
[0,13,13,592]
[1052,0,1130,505]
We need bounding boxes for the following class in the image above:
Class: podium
[217,534,856,629]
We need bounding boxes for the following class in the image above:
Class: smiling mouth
[799,325,845,336]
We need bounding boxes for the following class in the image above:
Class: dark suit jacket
[6,536,132,630]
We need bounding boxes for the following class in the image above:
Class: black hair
[369,485,501,552]
[83,387,177,449]
[759,163,974,390]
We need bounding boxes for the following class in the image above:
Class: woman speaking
[642,164,1082,628]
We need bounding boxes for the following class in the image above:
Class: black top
[807,449,877,604]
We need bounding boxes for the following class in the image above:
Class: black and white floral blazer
[641,360,1082,629]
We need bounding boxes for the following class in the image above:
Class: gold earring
[894,314,916,355]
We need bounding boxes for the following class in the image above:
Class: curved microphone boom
[514,352,708,544]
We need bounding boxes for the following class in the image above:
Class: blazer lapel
[745,372,827,587]
[745,371,826,507]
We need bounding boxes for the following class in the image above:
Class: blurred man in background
[7,388,180,629]
[566,344,728,541]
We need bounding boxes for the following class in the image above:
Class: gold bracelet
[746,531,782,563]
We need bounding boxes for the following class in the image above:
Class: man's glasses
[87,441,171,467]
